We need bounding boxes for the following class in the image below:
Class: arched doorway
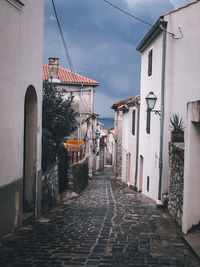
[23,86,37,214]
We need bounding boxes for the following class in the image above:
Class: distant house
[43,58,99,178]
[119,97,140,187]
[0,0,44,237]
[111,100,124,178]
[107,128,115,167]
[136,0,200,232]
[111,97,140,181]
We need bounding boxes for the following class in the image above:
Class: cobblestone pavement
[0,167,199,267]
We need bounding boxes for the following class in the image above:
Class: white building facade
[120,98,140,187]
[0,0,44,237]
[137,0,200,212]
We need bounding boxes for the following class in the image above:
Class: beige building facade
[43,58,99,178]
[0,0,44,237]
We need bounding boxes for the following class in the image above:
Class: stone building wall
[168,142,184,226]
[98,136,105,172]
[116,138,122,178]
[121,148,127,183]
[42,163,59,213]
[72,157,89,193]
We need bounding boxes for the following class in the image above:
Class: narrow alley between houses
[0,167,199,267]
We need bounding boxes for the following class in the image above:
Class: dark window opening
[147,176,150,192]
[132,110,136,135]
[148,49,153,76]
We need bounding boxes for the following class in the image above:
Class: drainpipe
[79,84,83,140]
[158,20,167,202]
[134,95,140,189]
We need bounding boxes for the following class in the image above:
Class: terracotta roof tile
[43,65,99,86]
[113,96,135,106]
[111,96,136,110]
[160,0,199,17]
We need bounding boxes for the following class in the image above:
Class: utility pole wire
[102,0,175,37]
[102,0,153,27]
[51,0,75,73]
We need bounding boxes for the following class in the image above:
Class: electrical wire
[102,0,175,37]
[102,0,153,27]
[51,0,75,73]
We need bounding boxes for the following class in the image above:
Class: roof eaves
[57,81,99,87]
[160,0,199,17]
[136,19,167,52]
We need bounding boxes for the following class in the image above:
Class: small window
[148,49,153,76]
[132,110,136,135]
[147,176,150,192]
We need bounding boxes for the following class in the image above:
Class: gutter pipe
[158,19,167,201]
[134,95,140,189]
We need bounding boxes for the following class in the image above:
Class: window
[7,0,24,10]
[148,49,153,76]
[132,110,136,135]
[147,176,150,192]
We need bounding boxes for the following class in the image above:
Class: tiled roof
[160,0,199,17]
[43,65,99,86]
[111,97,136,110]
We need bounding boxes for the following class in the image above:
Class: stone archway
[23,86,38,214]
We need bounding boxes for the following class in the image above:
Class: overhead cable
[102,0,176,37]
[51,0,75,73]
[102,0,153,27]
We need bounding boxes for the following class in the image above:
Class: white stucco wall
[182,101,200,233]
[128,106,138,186]
[138,32,163,201]
[0,0,44,186]
[138,1,200,202]
[121,106,139,186]
[122,111,129,183]
[163,2,200,193]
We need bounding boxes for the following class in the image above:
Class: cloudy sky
[44,0,190,117]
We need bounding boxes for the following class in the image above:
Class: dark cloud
[44,0,190,117]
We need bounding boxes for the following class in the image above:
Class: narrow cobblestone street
[0,167,199,267]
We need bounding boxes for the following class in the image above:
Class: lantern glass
[145,92,157,110]
[95,130,100,139]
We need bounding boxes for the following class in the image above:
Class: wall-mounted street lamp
[95,129,101,139]
[145,92,161,134]
[93,129,101,154]
[145,92,161,115]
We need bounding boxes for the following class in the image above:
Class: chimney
[48,58,60,82]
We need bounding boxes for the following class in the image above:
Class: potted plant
[169,114,184,142]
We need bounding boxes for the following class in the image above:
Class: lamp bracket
[152,110,161,116]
